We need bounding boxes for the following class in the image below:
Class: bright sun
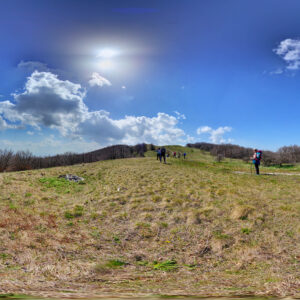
[96,48,120,71]
[97,48,120,58]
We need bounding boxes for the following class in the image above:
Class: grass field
[0,146,299,298]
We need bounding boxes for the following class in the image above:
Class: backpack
[161,147,166,155]
[256,150,262,161]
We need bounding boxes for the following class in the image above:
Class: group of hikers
[156,147,187,164]
[155,147,262,175]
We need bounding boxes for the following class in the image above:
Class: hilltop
[0,146,299,298]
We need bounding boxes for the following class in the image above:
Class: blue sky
[1,0,300,155]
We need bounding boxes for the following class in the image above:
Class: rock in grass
[58,174,84,182]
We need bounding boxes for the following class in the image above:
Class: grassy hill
[0,146,299,298]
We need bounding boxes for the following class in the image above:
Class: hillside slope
[0,149,299,297]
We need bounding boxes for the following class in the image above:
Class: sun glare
[99,59,115,71]
[97,48,120,58]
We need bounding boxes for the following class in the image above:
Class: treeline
[186,142,300,166]
[0,143,147,172]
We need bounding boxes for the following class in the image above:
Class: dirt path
[234,171,300,176]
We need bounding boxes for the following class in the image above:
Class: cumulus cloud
[0,71,87,135]
[0,111,18,131]
[197,126,212,134]
[0,116,9,130]
[0,71,188,147]
[273,39,300,71]
[197,126,232,144]
[78,111,185,145]
[89,72,112,87]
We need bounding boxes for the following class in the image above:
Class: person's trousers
[254,162,260,175]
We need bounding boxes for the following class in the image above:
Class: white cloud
[78,111,186,146]
[0,71,87,135]
[0,116,9,130]
[197,126,212,134]
[27,131,34,135]
[197,126,232,144]
[89,72,112,87]
[270,68,283,75]
[18,60,49,72]
[174,111,186,120]
[0,111,18,131]
[0,71,189,148]
[273,39,300,71]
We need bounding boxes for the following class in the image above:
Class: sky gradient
[1,0,300,155]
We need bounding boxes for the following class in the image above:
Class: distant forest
[187,142,300,166]
[0,143,148,173]
[1,141,300,173]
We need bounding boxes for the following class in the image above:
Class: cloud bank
[0,71,187,148]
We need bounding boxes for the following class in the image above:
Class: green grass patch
[39,177,75,193]
[153,260,179,271]
[241,227,251,235]
[213,230,230,239]
[106,259,127,268]
[64,205,84,219]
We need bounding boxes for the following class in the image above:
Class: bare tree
[8,151,33,171]
[0,150,13,172]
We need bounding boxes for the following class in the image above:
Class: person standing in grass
[161,147,166,163]
[251,149,262,175]
[157,148,161,160]
[183,152,186,159]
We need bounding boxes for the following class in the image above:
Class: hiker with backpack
[157,148,161,160]
[161,147,166,163]
[251,149,262,175]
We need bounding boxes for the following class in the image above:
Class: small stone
[58,174,84,182]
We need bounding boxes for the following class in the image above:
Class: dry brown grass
[0,149,299,297]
